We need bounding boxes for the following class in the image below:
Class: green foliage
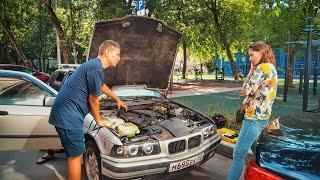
[0,0,319,72]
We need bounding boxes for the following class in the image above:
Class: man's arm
[101,84,127,110]
[88,94,103,126]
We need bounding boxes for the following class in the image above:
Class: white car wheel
[84,139,101,180]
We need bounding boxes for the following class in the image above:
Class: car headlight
[142,143,153,154]
[203,128,210,138]
[203,125,216,139]
[128,145,139,156]
[110,142,160,158]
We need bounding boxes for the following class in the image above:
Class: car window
[50,71,67,91]
[0,77,49,106]
[48,71,59,87]
[114,88,163,98]
[56,72,65,82]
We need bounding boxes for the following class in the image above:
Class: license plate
[168,152,204,172]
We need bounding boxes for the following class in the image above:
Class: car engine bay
[98,97,213,144]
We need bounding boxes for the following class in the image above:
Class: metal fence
[215,48,320,79]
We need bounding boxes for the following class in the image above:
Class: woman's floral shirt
[243,63,278,120]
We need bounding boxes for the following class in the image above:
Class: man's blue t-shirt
[49,58,105,130]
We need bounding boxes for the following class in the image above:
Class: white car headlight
[128,145,139,156]
[203,125,216,139]
[110,142,160,158]
[203,127,210,138]
[142,143,154,154]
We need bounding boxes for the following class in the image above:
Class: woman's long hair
[249,41,276,67]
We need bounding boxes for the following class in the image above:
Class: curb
[216,140,235,158]
[216,140,254,162]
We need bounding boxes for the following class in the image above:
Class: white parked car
[0,16,221,180]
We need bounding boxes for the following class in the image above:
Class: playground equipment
[284,19,320,111]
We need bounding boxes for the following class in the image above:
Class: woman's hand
[242,104,247,111]
[247,62,257,78]
[242,89,248,97]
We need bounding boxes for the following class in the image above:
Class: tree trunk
[44,0,71,64]
[69,0,77,63]
[207,0,238,79]
[0,17,32,67]
[182,39,187,79]
[0,42,17,64]
[146,0,156,17]
[288,49,295,87]
[225,44,238,80]
[126,0,133,14]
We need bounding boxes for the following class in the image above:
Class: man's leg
[68,155,82,180]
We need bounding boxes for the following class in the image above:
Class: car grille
[168,140,186,154]
[188,135,201,149]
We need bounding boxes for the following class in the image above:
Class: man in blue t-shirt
[49,40,127,180]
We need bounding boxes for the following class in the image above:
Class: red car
[0,64,50,82]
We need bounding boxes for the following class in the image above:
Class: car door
[0,75,62,150]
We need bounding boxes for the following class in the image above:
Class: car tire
[84,138,102,180]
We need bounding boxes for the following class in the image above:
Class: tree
[202,0,253,79]
[44,0,71,64]
[0,16,32,67]
[0,41,17,64]
[151,0,202,79]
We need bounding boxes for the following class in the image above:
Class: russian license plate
[168,152,204,172]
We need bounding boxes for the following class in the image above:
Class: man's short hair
[98,40,120,55]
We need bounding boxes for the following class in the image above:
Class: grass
[171,84,319,132]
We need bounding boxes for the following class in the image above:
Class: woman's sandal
[37,153,55,164]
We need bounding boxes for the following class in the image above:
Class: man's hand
[116,99,127,111]
[96,120,106,127]
[96,118,112,127]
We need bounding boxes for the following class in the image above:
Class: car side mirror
[44,97,55,107]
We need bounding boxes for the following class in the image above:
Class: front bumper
[100,133,221,179]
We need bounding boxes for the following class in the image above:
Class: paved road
[0,150,243,180]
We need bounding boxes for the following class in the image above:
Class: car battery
[217,128,238,144]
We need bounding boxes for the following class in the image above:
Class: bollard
[221,67,225,80]
[299,65,304,94]
[215,67,218,80]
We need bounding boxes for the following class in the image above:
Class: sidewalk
[168,80,242,98]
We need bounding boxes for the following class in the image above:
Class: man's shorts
[55,127,85,157]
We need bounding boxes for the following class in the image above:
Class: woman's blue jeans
[227,119,269,180]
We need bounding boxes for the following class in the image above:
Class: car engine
[98,97,213,144]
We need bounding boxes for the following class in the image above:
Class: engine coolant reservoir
[116,123,140,137]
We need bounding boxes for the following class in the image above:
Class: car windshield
[0,77,45,106]
[113,88,163,98]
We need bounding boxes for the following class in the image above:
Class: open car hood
[87,16,181,90]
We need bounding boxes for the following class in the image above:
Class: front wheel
[84,139,102,180]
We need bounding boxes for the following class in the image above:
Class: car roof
[0,70,57,95]
[54,68,77,73]
[0,64,32,69]
[0,69,32,77]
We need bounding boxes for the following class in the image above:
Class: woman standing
[227,41,278,180]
